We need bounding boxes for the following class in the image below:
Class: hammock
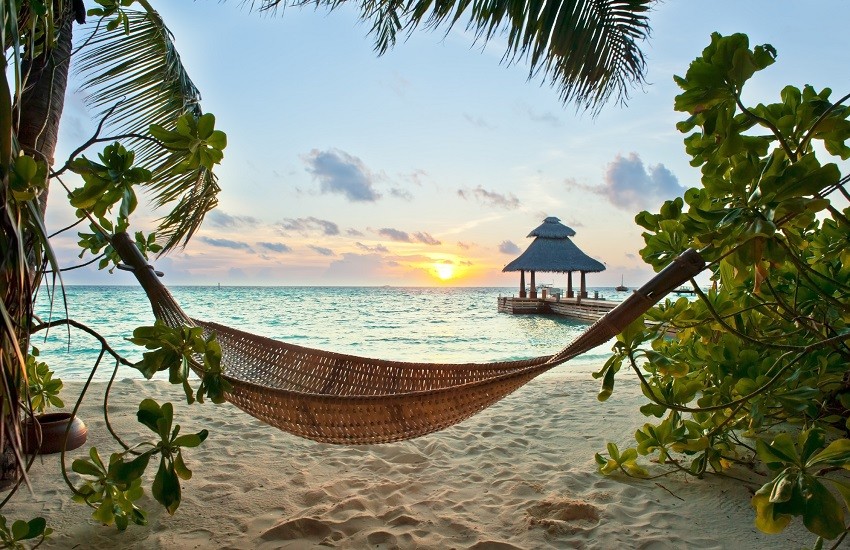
[110,232,705,444]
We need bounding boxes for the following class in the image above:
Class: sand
[6,374,816,549]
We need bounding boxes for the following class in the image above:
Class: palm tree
[1,0,652,487]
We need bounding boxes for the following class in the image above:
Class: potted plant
[24,348,87,455]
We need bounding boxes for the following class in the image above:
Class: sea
[32,286,633,382]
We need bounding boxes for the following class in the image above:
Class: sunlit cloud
[302,148,381,202]
[356,242,389,253]
[257,242,292,253]
[457,186,520,210]
[377,227,410,242]
[198,236,252,251]
[276,216,340,236]
[413,232,441,245]
[375,228,441,245]
[308,245,335,256]
[324,253,395,283]
[498,240,521,254]
[567,153,686,212]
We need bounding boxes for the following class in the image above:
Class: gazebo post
[580,271,587,298]
[567,272,573,298]
[529,270,537,299]
[519,270,526,298]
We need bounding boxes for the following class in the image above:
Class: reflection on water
[34,286,627,381]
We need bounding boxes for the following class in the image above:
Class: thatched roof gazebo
[503,216,605,299]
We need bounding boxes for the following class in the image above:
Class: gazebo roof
[502,216,605,274]
[503,238,605,273]
[527,216,576,238]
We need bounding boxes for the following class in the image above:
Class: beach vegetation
[25,349,64,414]
[594,33,850,548]
[1,0,657,545]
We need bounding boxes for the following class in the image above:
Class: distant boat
[615,275,628,292]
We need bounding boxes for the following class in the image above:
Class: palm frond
[251,0,652,111]
[75,9,217,251]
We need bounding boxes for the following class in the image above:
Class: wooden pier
[498,294,616,323]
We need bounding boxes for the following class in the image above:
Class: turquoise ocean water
[33,286,630,381]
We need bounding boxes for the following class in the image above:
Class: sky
[47,0,850,287]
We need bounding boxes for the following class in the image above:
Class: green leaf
[11,520,29,541]
[801,476,845,540]
[806,439,850,469]
[197,113,215,140]
[110,451,152,486]
[173,451,192,480]
[92,497,116,526]
[172,429,208,449]
[136,399,164,433]
[752,483,792,534]
[598,365,615,401]
[151,459,182,515]
[72,459,105,477]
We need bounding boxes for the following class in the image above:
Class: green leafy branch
[597,33,850,546]
[129,321,232,405]
[25,347,63,414]
[0,515,51,550]
[72,399,208,530]
[753,428,850,544]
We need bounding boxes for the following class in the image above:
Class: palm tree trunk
[18,2,75,209]
[1,2,75,487]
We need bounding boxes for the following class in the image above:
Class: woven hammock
[110,232,705,445]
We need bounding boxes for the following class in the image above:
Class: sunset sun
[434,263,455,280]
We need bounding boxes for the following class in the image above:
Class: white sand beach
[9,374,814,549]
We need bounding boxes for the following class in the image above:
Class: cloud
[198,236,252,251]
[376,228,440,245]
[324,253,390,282]
[463,113,494,129]
[499,240,521,254]
[385,72,411,98]
[257,241,292,253]
[302,148,381,202]
[346,228,364,237]
[520,104,562,127]
[412,232,441,246]
[457,241,471,250]
[356,242,389,253]
[276,216,340,236]
[568,153,687,212]
[308,245,335,256]
[389,187,413,200]
[403,169,428,187]
[377,228,411,242]
[207,210,260,229]
[457,186,520,210]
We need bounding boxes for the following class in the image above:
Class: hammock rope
[110,232,705,444]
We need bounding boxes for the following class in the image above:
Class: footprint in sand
[526,498,601,535]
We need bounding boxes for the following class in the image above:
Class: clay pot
[24,412,88,455]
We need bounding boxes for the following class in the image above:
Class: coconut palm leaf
[252,0,652,111]
[75,9,218,251]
